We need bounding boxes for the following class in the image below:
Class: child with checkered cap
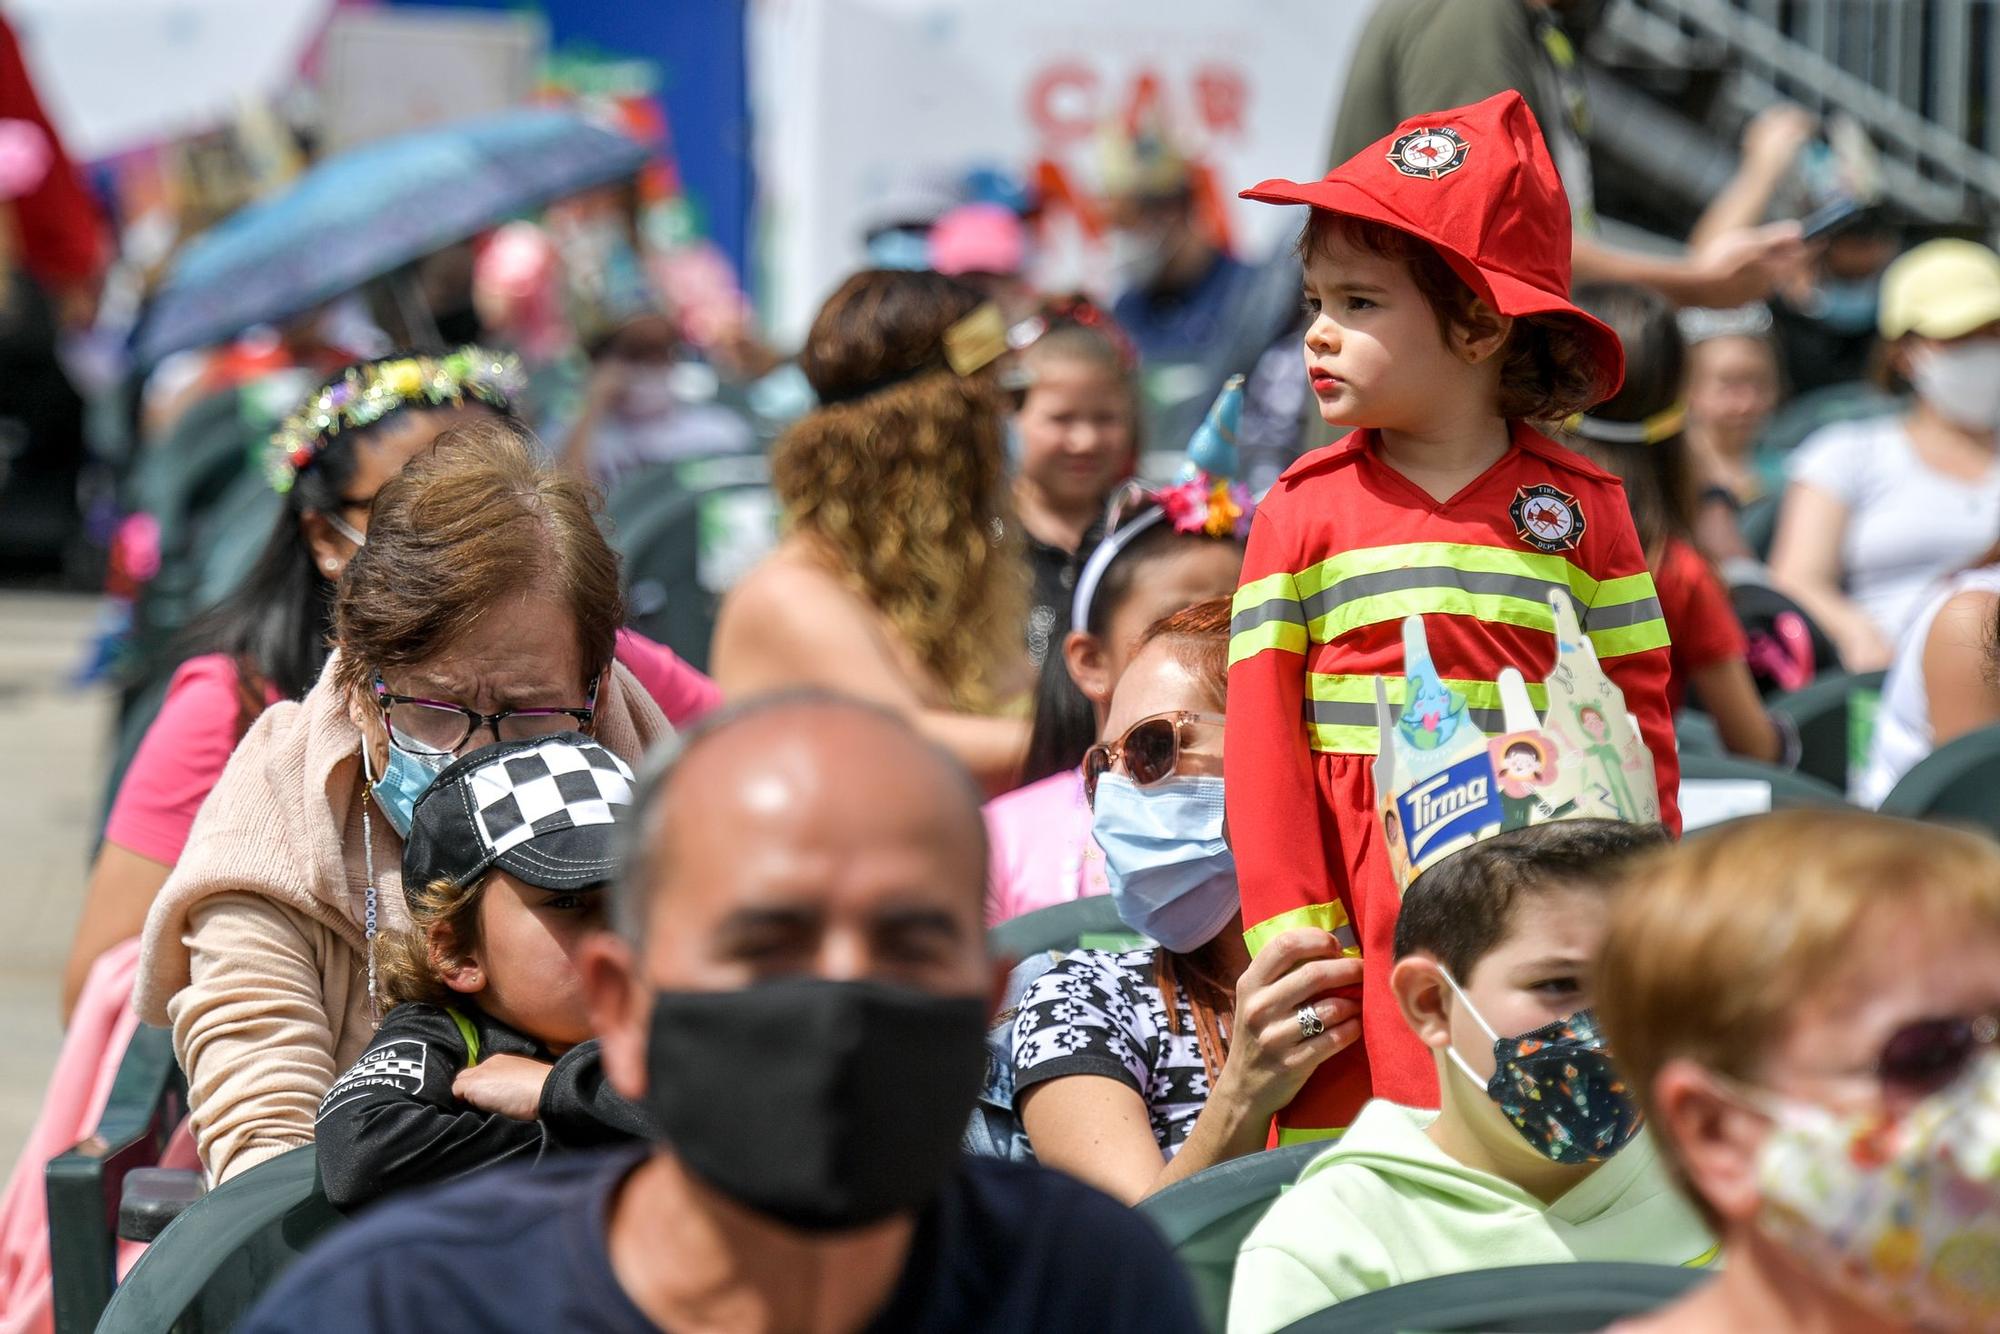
[315,733,655,1211]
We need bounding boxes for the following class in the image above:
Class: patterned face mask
[1440,969,1644,1165]
[1745,1052,2000,1328]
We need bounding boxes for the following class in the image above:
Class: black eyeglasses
[374,673,597,756]
[1876,1012,2000,1098]
[1083,711,1225,804]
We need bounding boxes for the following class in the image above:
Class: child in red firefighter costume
[1226,90,1680,1141]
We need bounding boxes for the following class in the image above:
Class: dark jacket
[314,1001,656,1211]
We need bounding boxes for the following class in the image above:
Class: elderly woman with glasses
[1597,810,2000,1333]
[1008,598,1368,1205]
[136,419,675,1183]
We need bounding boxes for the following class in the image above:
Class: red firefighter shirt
[1225,423,1680,1139]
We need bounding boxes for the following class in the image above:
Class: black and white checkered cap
[403,732,636,896]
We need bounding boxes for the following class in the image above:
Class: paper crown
[1180,372,1244,483]
[1372,589,1660,893]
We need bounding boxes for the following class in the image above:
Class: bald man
[243,693,1201,1334]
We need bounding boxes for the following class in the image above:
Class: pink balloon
[0,118,52,201]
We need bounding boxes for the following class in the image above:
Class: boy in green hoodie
[1227,820,1716,1334]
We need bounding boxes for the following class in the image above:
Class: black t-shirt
[240,1148,1202,1333]
[1024,519,1104,670]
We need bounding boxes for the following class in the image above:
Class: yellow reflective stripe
[1276,1125,1348,1146]
[1233,570,1301,612]
[445,1005,481,1066]
[1313,589,1558,643]
[1244,899,1359,956]
[1590,618,1672,658]
[1290,542,1605,603]
[1301,676,1553,755]
[1229,618,1309,664]
[1683,1242,1722,1269]
[1230,571,1309,664]
[1306,721,1381,753]
[1237,543,1665,662]
[1307,674,1548,710]
[1593,571,1656,607]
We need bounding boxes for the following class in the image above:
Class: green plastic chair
[1680,751,1848,811]
[1768,670,1886,794]
[95,1146,340,1334]
[602,460,686,535]
[988,895,1141,959]
[1736,492,1781,562]
[614,475,775,672]
[191,472,284,610]
[1674,710,1721,757]
[46,1025,187,1334]
[1879,724,2000,839]
[1283,1260,1711,1332]
[1137,1142,1328,1331]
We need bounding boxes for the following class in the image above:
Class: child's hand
[1214,928,1363,1121]
[452,1054,554,1121]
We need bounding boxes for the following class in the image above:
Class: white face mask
[615,366,681,421]
[1106,223,1174,293]
[1911,340,2000,430]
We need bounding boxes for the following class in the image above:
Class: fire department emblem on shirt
[1511,483,1586,553]
[1387,126,1470,180]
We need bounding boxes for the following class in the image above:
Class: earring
[323,558,339,573]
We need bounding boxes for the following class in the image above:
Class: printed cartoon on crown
[1371,589,1659,891]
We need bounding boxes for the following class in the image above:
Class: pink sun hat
[929,203,1028,278]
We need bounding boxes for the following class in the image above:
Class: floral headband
[1070,472,1256,634]
[264,346,525,495]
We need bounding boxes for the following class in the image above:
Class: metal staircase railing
[1606,0,2000,224]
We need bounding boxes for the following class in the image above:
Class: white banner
[750,0,1378,342]
[7,0,330,161]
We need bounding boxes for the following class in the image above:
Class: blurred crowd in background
[8,2,2000,1332]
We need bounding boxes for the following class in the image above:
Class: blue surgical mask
[1804,276,1880,335]
[366,741,451,838]
[1091,773,1237,952]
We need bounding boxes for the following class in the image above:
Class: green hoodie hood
[1227,1100,1718,1334]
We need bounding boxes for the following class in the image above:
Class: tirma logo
[1397,756,1503,863]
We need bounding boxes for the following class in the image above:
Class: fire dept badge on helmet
[1386,126,1470,181]
[1511,483,1585,553]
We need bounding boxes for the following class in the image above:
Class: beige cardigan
[136,651,669,1181]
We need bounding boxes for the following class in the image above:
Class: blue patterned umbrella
[132,107,648,364]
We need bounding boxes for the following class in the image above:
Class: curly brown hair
[1298,212,1606,422]
[773,270,1029,711]
[372,875,488,1007]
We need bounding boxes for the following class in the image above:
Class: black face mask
[642,977,988,1231]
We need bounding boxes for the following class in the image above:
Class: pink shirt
[983,768,1109,927]
[103,631,719,868]
[105,655,277,865]
[610,628,724,726]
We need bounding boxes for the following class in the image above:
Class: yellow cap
[1879,239,2000,340]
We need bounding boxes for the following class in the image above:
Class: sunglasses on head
[1875,1012,2000,1099]
[1083,710,1225,804]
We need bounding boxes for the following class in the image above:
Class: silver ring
[1297,1005,1325,1039]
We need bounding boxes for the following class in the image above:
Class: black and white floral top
[1010,947,1214,1156]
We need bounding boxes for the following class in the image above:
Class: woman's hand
[452,1054,553,1121]
[1211,928,1363,1122]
